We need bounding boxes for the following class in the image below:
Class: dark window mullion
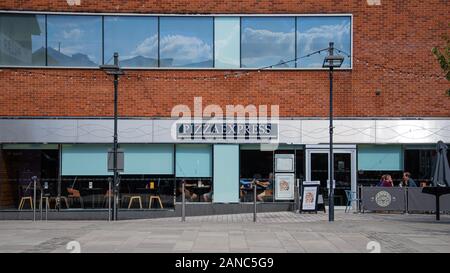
[295,16,297,68]
[158,16,160,67]
[45,14,48,66]
[212,17,215,68]
[102,16,105,65]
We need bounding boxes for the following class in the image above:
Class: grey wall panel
[0,118,449,144]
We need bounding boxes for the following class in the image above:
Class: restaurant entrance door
[305,146,356,209]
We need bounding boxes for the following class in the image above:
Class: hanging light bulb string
[2,46,446,81]
[334,47,446,80]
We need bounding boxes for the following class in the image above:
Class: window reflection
[297,16,351,68]
[0,14,46,66]
[104,16,158,67]
[241,17,295,68]
[214,17,240,68]
[47,15,102,67]
[159,17,213,67]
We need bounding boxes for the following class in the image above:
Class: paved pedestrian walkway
[0,211,449,253]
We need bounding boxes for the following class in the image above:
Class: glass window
[104,16,158,67]
[159,17,213,67]
[176,179,212,203]
[241,17,295,68]
[0,149,59,210]
[0,14,46,66]
[47,15,102,67]
[297,16,351,68]
[214,17,240,68]
[239,150,274,202]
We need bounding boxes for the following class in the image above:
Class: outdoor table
[82,188,103,208]
[422,187,450,220]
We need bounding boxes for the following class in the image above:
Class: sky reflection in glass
[104,16,158,67]
[159,17,213,67]
[241,17,295,68]
[297,16,351,68]
[47,15,102,67]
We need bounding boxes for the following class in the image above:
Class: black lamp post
[322,42,344,222]
[99,52,124,221]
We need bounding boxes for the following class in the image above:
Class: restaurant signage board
[300,181,320,212]
[176,121,278,140]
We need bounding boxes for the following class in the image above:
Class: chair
[124,195,142,209]
[149,195,163,209]
[18,184,34,210]
[18,196,33,210]
[345,190,359,213]
[40,196,51,210]
[67,188,84,208]
[148,180,164,209]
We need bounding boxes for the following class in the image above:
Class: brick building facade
[0,1,449,218]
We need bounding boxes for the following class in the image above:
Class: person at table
[202,190,213,202]
[239,176,253,201]
[177,180,198,202]
[257,172,274,202]
[399,172,417,187]
[380,174,393,187]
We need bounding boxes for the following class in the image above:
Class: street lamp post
[322,42,344,222]
[100,52,124,221]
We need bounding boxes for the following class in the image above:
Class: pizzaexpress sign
[176,122,278,139]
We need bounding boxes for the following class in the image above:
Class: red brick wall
[0,0,449,118]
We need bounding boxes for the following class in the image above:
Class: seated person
[256,173,274,202]
[177,180,198,202]
[380,174,393,187]
[399,172,417,187]
[202,190,213,202]
[239,177,253,201]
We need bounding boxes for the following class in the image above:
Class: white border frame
[274,154,295,172]
[274,172,295,201]
[0,10,353,70]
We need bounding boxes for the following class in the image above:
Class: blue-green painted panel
[358,145,403,171]
[176,144,212,177]
[122,144,173,175]
[62,144,109,175]
[213,144,239,203]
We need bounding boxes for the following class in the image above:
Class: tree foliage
[432,24,450,96]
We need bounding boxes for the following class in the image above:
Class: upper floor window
[0,14,46,66]
[0,13,352,69]
[159,17,213,68]
[104,16,158,67]
[241,17,296,68]
[297,16,351,68]
[47,15,102,67]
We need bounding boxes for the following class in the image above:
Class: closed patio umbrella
[422,141,450,220]
[431,141,450,187]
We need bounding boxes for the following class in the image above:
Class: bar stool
[18,196,33,210]
[126,196,143,209]
[149,195,164,209]
[40,196,51,210]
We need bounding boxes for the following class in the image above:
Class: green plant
[432,24,450,96]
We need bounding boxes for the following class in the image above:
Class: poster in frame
[274,154,295,173]
[275,173,295,200]
[300,181,320,212]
